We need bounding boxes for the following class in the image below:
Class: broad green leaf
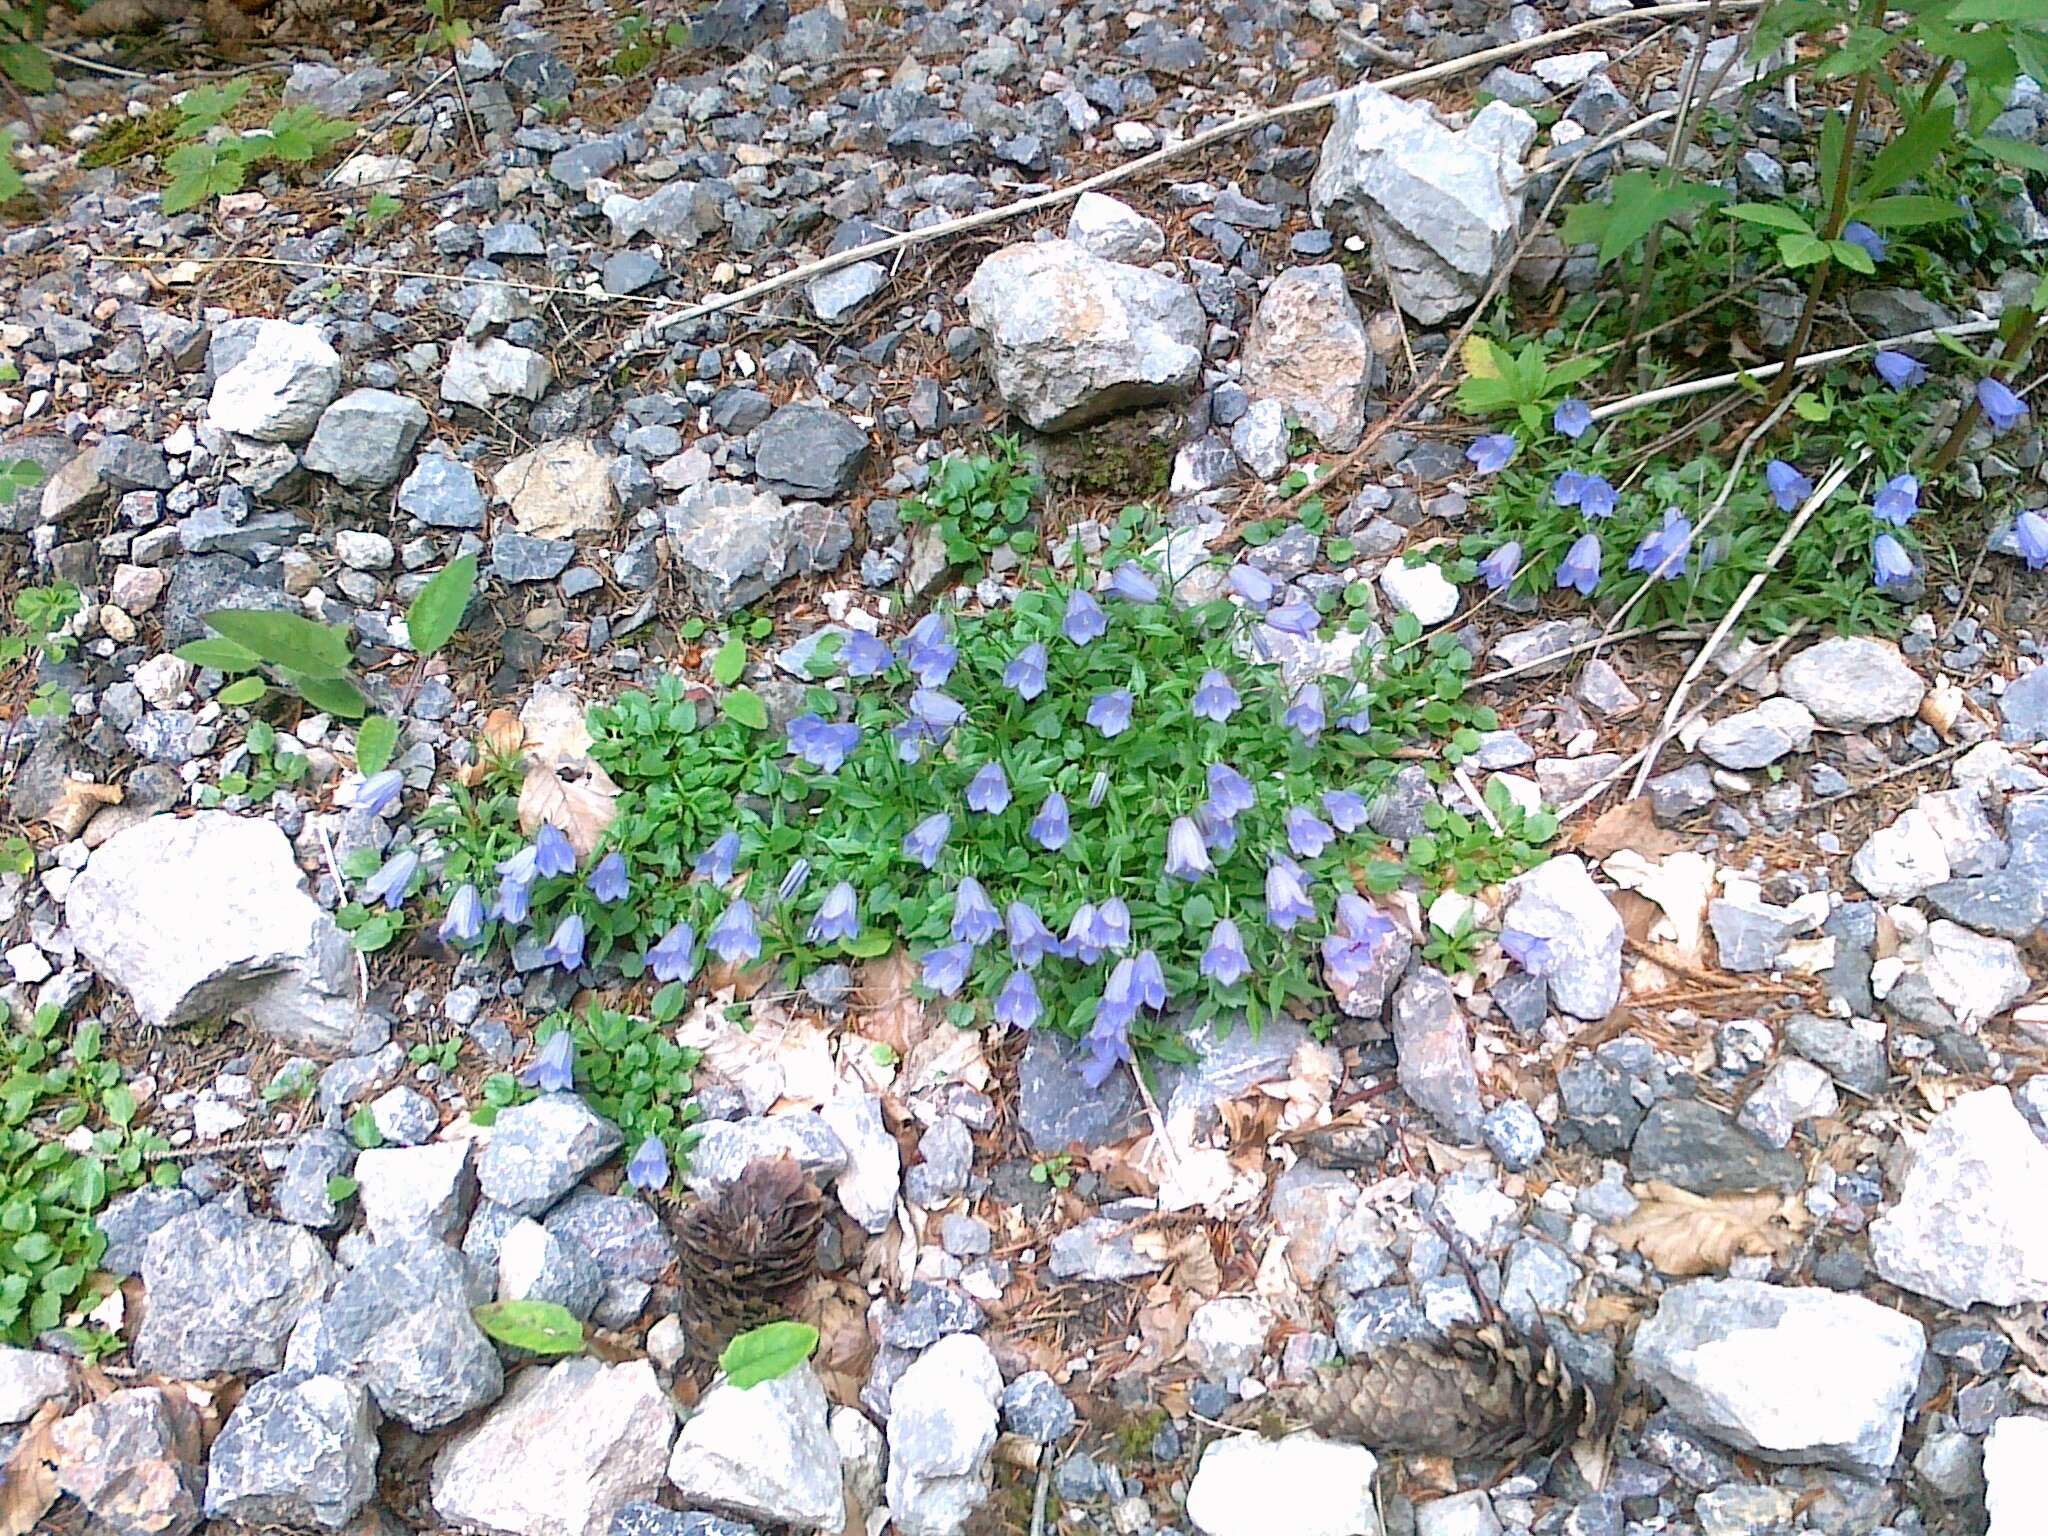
[1857,108,1952,201]
[1723,202,1814,236]
[406,553,477,657]
[1812,24,1900,78]
[712,636,746,686]
[845,931,895,958]
[175,79,254,136]
[1460,336,1506,381]
[174,636,262,672]
[1829,238,1877,275]
[218,676,267,707]
[0,129,23,205]
[474,1299,587,1356]
[357,715,399,776]
[325,1175,359,1201]
[0,42,53,93]
[1853,195,1965,230]
[1950,0,2040,17]
[103,1085,136,1128]
[286,670,369,719]
[204,609,355,678]
[161,140,249,214]
[264,106,355,165]
[723,690,768,730]
[1977,135,2048,175]
[719,1320,819,1389]
[1777,232,1832,267]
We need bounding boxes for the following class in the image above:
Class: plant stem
[1927,309,2042,478]
[1918,56,1954,114]
[1763,0,1884,410]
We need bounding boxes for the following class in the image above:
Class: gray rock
[1737,1058,1837,1149]
[204,1373,379,1530]
[399,453,488,528]
[1708,895,1808,972]
[1185,1432,1381,1536]
[1869,1087,2048,1308]
[355,1139,477,1243]
[1481,1101,1546,1171]
[434,1358,677,1536]
[442,337,553,409]
[48,1386,205,1536]
[1851,806,1952,901]
[754,405,869,500]
[887,1333,1001,1536]
[95,1185,199,1278]
[1630,1098,1803,1194]
[303,389,430,489]
[1000,1371,1076,1443]
[1648,763,1718,823]
[905,1115,972,1205]
[66,812,380,1057]
[276,1128,357,1229]
[1392,969,1485,1142]
[807,262,887,322]
[370,1084,439,1145]
[498,1217,605,1319]
[962,239,1204,431]
[665,482,853,616]
[479,1095,625,1216]
[1783,1014,1887,1098]
[493,531,578,584]
[686,1114,847,1196]
[819,1092,900,1234]
[1697,698,1815,770]
[1239,264,1372,450]
[206,320,342,443]
[605,180,724,247]
[665,1363,842,1531]
[1049,1218,1163,1282]
[1311,86,1538,322]
[0,1346,74,1424]
[1632,1279,1924,1474]
[135,1202,333,1378]
[1018,1027,1144,1153]
[543,1187,676,1290]
[1504,855,1623,1020]
[1067,192,1166,262]
[2003,663,2048,740]
[1778,637,1926,728]
[611,1506,760,1536]
[1231,397,1291,480]
[292,1238,502,1430]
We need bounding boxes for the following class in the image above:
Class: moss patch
[80,106,184,170]
[1024,407,1179,497]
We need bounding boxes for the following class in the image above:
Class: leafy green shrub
[420,548,1550,1079]
[2,576,80,721]
[1,1001,175,1344]
[158,81,356,214]
[903,437,1043,572]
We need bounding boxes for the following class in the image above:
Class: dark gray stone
[492,531,577,584]
[1000,1371,1076,1443]
[95,1185,199,1278]
[135,1202,333,1377]
[1017,1028,1144,1154]
[398,454,487,528]
[1630,1098,1803,1195]
[203,1372,379,1529]
[1783,1015,1887,1099]
[753,404,869,500]
[1557,1055,1643,1155]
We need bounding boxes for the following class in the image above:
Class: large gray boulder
[66,813,382,1058]
[303,388,430,489]
[1632,1279,1924,1475]
[962,239,1204,431]
[664,482,853,617]
[205,318,341,443]
[134,1202,334,1378]
[204,1373,380,1530]
[665,1362,844,1530]
[1310,88,1538,323]
[886,1333,1002,1536]
[433,1358,676,1536]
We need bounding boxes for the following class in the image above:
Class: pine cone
[1263,1324,1597,1461]
[671,1156,827,1361]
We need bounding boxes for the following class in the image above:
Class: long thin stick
[1624,450,1864,799]
[602,0,1766,365]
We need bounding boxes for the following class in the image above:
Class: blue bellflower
[543,912,586,971]
[1164,816,1213,880]
[1007,901,1060,968]
[1063,589,1108,646]
[1629,509,1693,581]
[626,1134,670,1192]
[787,714,862,773]
[1108,562,1159,603]
[534,823,576,878]
[1841,221,1887,263]
[1065,902,1104,964]
[1499,926,1554,973]
[439,883,483,947]
[1201,919,1251,986]
[694,830,740,884]
[842,629,892,677]
[587,851,629,905]
[1265,858,1316,930]
[899,614,957,687]
[1285,683,1325,742]
[1285,806,1334,858]
[903,812,952,869]
[966,761,1012,814]
[1979,377,2028,433]
[951,876,1001,945]
[1873,532,1916,588]
[1872,474,1918,527]
[1004,643,1048,701]
[355,768,404,816]
[1323,894,1395,987]
[1207,762,1256,821]
[1228,563,1275,608]
[1322,789,1368,833]
[1081,1006,1132,1088]
[777,859,811,905]
[522,1030,575,1092]
[1265,601,1319,636]
[994,969,1042,1029]
[1192,669,1240,722]
[810,881,860,944]
[1479,541,1521,591]
[1553,398,1593,440]
[1096,897,1132,952]
[494,845,538,925]
[708,899,761,965]
[2016,510,2048,571]
[1467,433,1518,474]
[1087,690,1134,737]
[1578,475,1619,520]
[363,848,418,910]
[921,942,975,996]
[648,919,698,983]
[1873,351,1926,391]
[1765,459,1812,512]
[1030,793,1071,851]
[1552,470,1588,508]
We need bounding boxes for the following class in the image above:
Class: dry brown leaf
[481,708,526,759]
[1578,1292,1644,1333]
[1606,1181,1805,1277]
[1134,1228,1222,1297]
[0,1400,64,1536]
[42,779,121,839]
[851,949,932,1058]
[1575,798,1683,860]
[517,757,620,861]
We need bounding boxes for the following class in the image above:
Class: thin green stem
[1928,310,2042,478]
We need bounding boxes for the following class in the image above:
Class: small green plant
[360,191,402,229]
[207,719,311,806]
[347,1105,384,1150]
[409,1038,462,1074]
[418,0,473,54]
[263,1058,318,1103]
[473,1298,585,1356]
[474,1005,702,1192]
[1454,338,1607,434]
[0,835,32,876]
[609,10,691,74]
[3,577,80,720]
[720,1320,819,1388]
[159,82,357,215]
[1420,913,1483,976]
[902,437,1042,572]
[1029,1153,1074,1189]
[1,1000,175,1344]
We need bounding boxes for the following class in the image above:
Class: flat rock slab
[1186,1432,1382,1536]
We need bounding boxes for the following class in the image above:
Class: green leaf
[1816,112,1847,214]
[103,1084,137,1128]
[356,715,399,777]
[1723,202,1815,236]
[1777,232,1832,267]
[1857,108,1952,202]
[0,130,22,205]
[1977,134,2048,175]
[218,676,268,707]
[1851,195,1965,230]
[712,636,746,686]
[161,140,249,214]
[1828,238,1877,275]
[723,690,768,730]
[264,106,355,165]
[174,636,263,672]
[325,1175,359,1202]
[0,42,54,93]
[175,80,254,135]
[719,1320,819,1389]
[204,609,355,678]
[406,554,477,657]
[349,1106,385,1149]
[1949,0,2040,17]
[473,1299,587,1356]
[288,670,369,719]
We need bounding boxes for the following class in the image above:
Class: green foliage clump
[1,1001,174,1345]
[3,574,79,721]
[903,437,1043,572]
[157,81,356,215]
